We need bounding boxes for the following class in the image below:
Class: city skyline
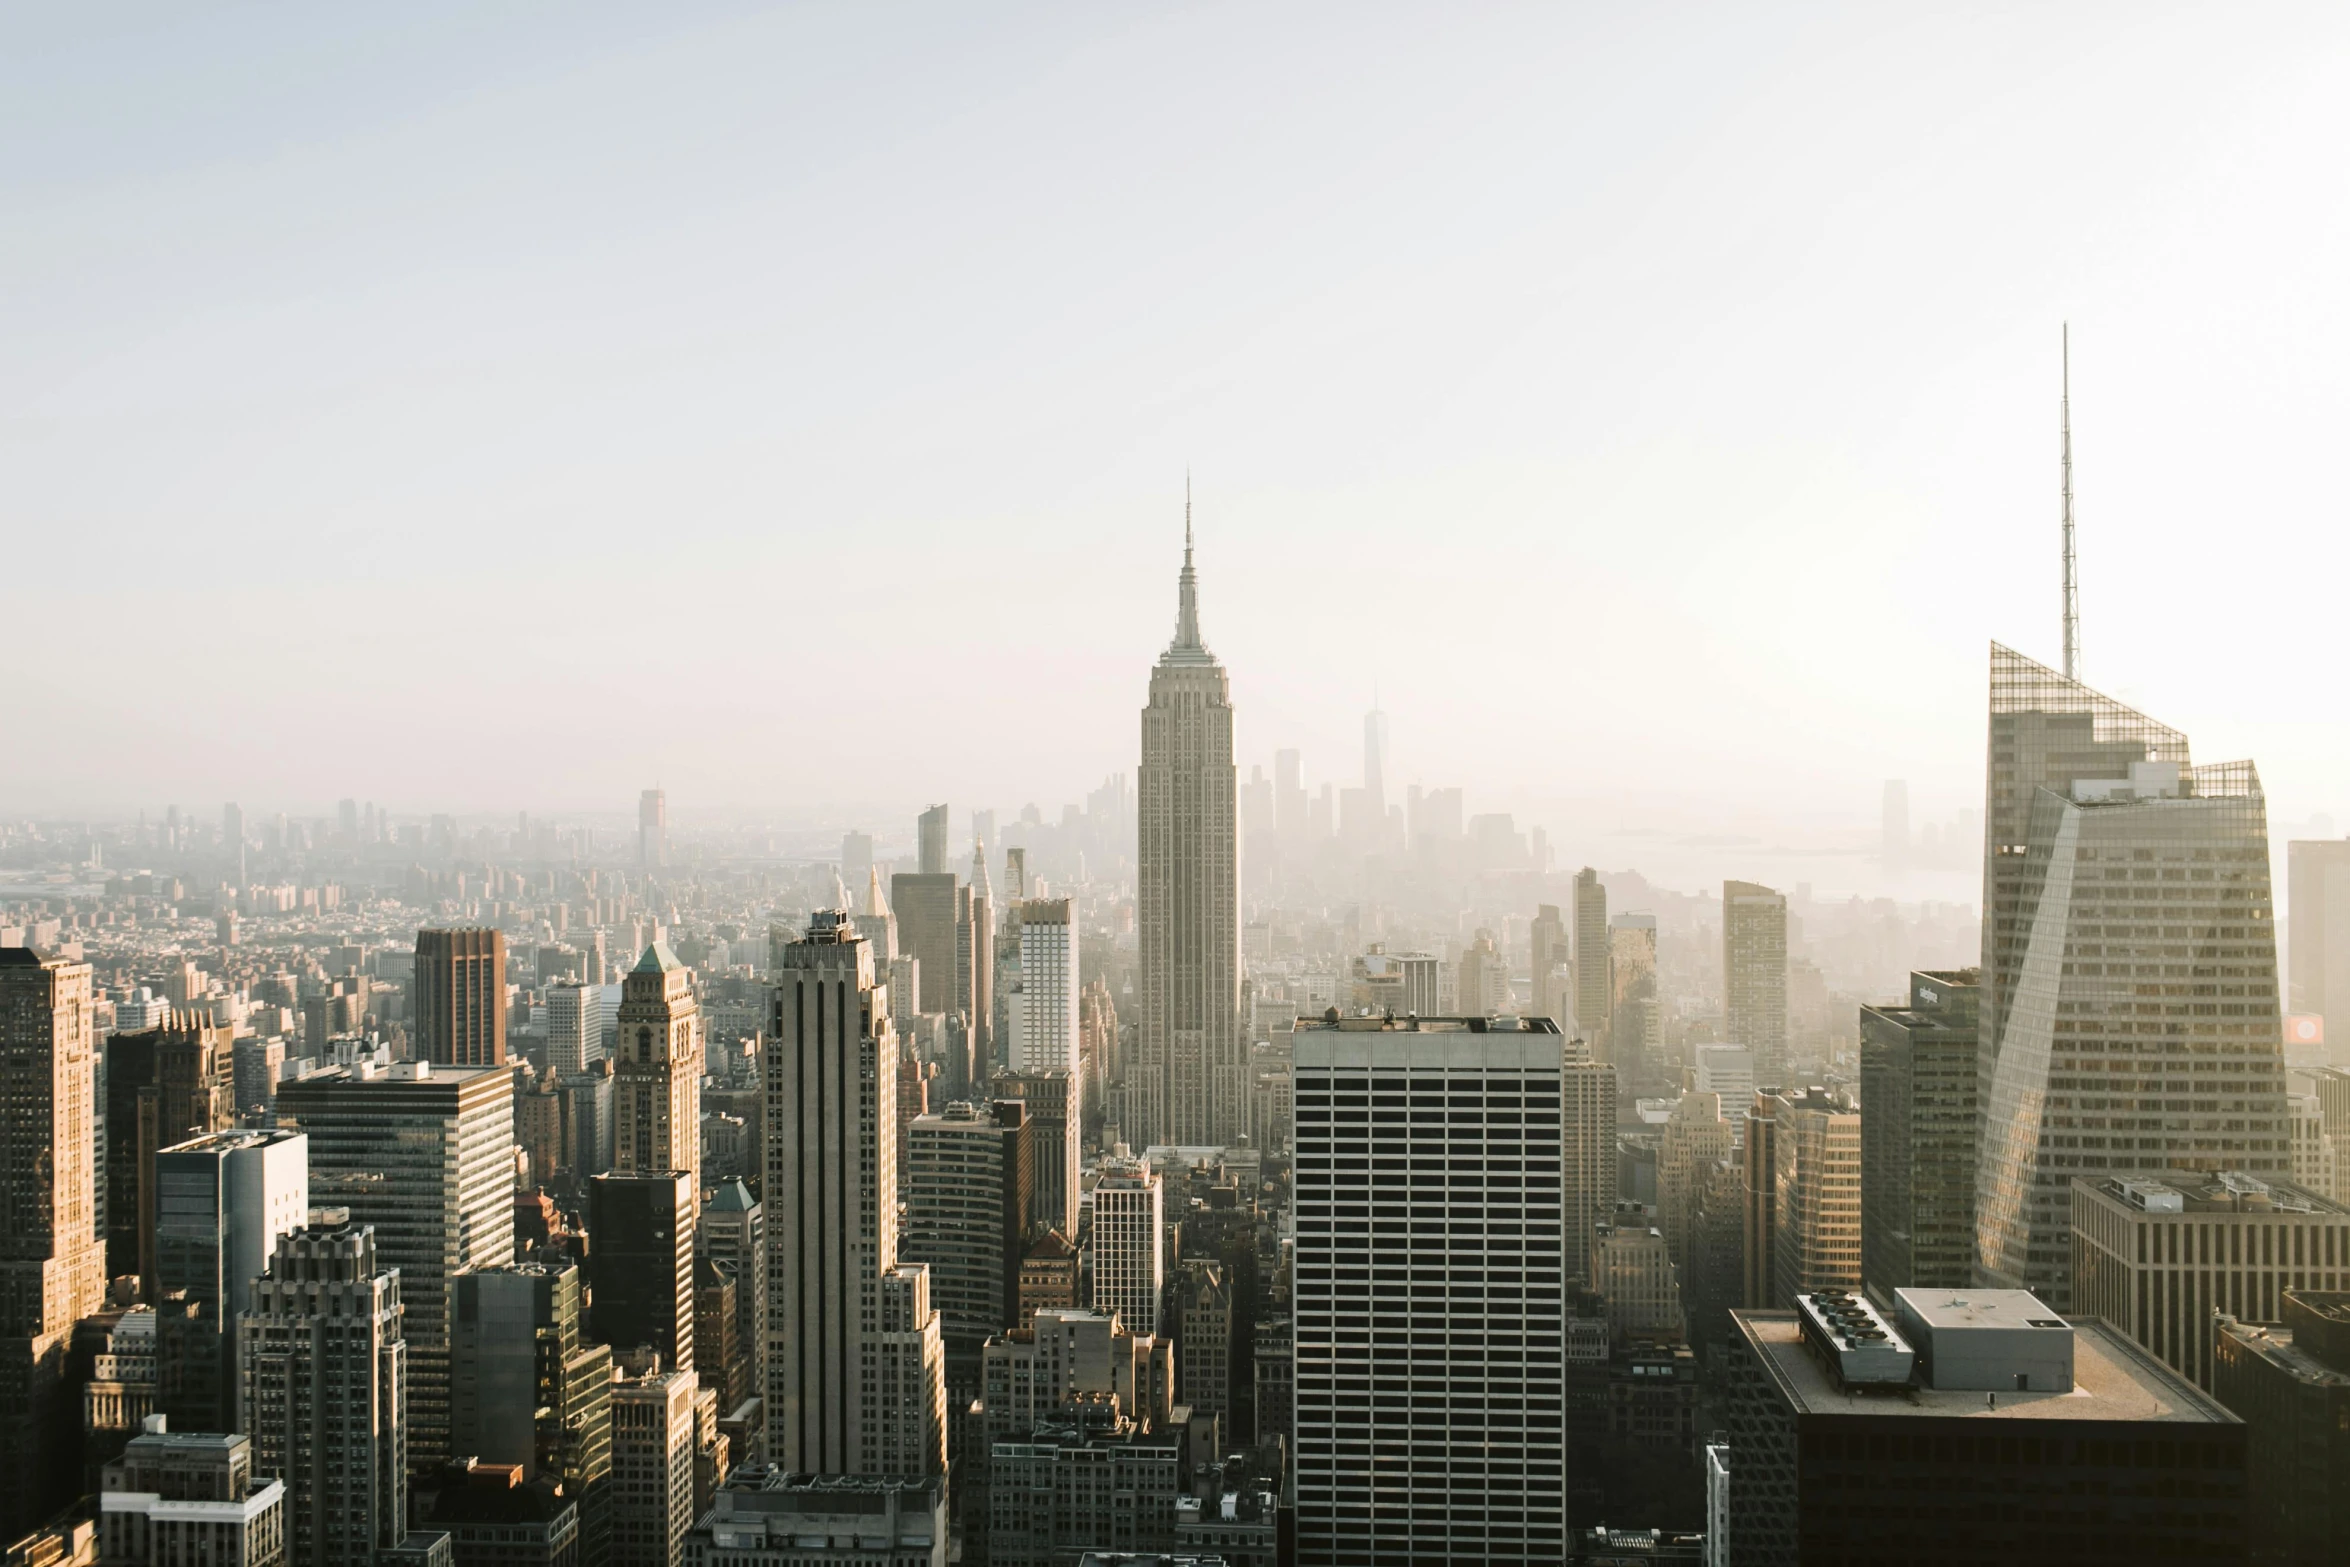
[8,9,2350,1562]
[9,9,2350,839]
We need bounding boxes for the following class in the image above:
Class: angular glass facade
[1975,644,2288,1307]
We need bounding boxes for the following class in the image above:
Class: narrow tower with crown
[1134,481,1244,1148]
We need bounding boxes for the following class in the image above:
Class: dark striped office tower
[412,927,508,1066]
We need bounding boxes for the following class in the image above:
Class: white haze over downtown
[7,2,2348,906]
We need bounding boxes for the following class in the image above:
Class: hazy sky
[9,4,2348,887]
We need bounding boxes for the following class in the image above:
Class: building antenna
[2061,323,2079,682]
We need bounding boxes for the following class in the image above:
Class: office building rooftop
[1734,1310,2236,1424]
[2083,1170,2347,1216]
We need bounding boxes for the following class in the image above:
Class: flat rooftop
[1294,1014,1563,1034]
[2080,1170,2347,1217]
[1734,1311,2237,1424]
[2217,1321,2350,1389]
[1897,1289,2068,1335]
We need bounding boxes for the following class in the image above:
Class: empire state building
[1136,505,1244,1148]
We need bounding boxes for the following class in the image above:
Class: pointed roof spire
[1170,472,1206,655]
[2060,323,2080,682]
[865,867,890,918]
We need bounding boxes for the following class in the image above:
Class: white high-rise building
[1693,1045,1756,1107]
[1010,898,1078,1075]
[1136,510,1244,1148]
[1291,1015,1568,1566]
[1088,1164,1164,1337]
[763,912,945,1478]
[546,981,602,1080]
[152,1129,309,1431]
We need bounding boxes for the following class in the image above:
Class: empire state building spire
[1136,473,1242,1149]
[1167,475,1210,661]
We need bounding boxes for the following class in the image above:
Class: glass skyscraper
[1974,643,2288,1307]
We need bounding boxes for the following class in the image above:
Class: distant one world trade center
[1134,491,1244,1148]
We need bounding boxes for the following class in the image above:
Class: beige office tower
[1455,929,1510,1017]
[764,912,944,1476]
[917,804,949,877]
[1722,881,1789,1084]
[892,873,963,1020]
[639,787,668,871]
[1608,915,1658,1073]
[0,949,106,1539]
[1563,1045,1618,1285]
[1765,1087,1862,1306]
[614,943,703,1191]
[1975,644,2289,1309]
[1530,903,1571,1026]
[2288,837,2350,1038]
[958,867,994,1062]
[1137,514,1244,1148]
[1573,868,1610,1046]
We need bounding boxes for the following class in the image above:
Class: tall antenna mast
[2061,323,2079,681]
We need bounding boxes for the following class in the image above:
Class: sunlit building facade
[1975,644,2290,1308]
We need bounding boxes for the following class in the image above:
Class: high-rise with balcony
[0,947,106,1538]
[413,928,508,1067]
[1291,1014,1568,1566]
[1975,644,2289,1308]
[1136,514,1243,1148]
